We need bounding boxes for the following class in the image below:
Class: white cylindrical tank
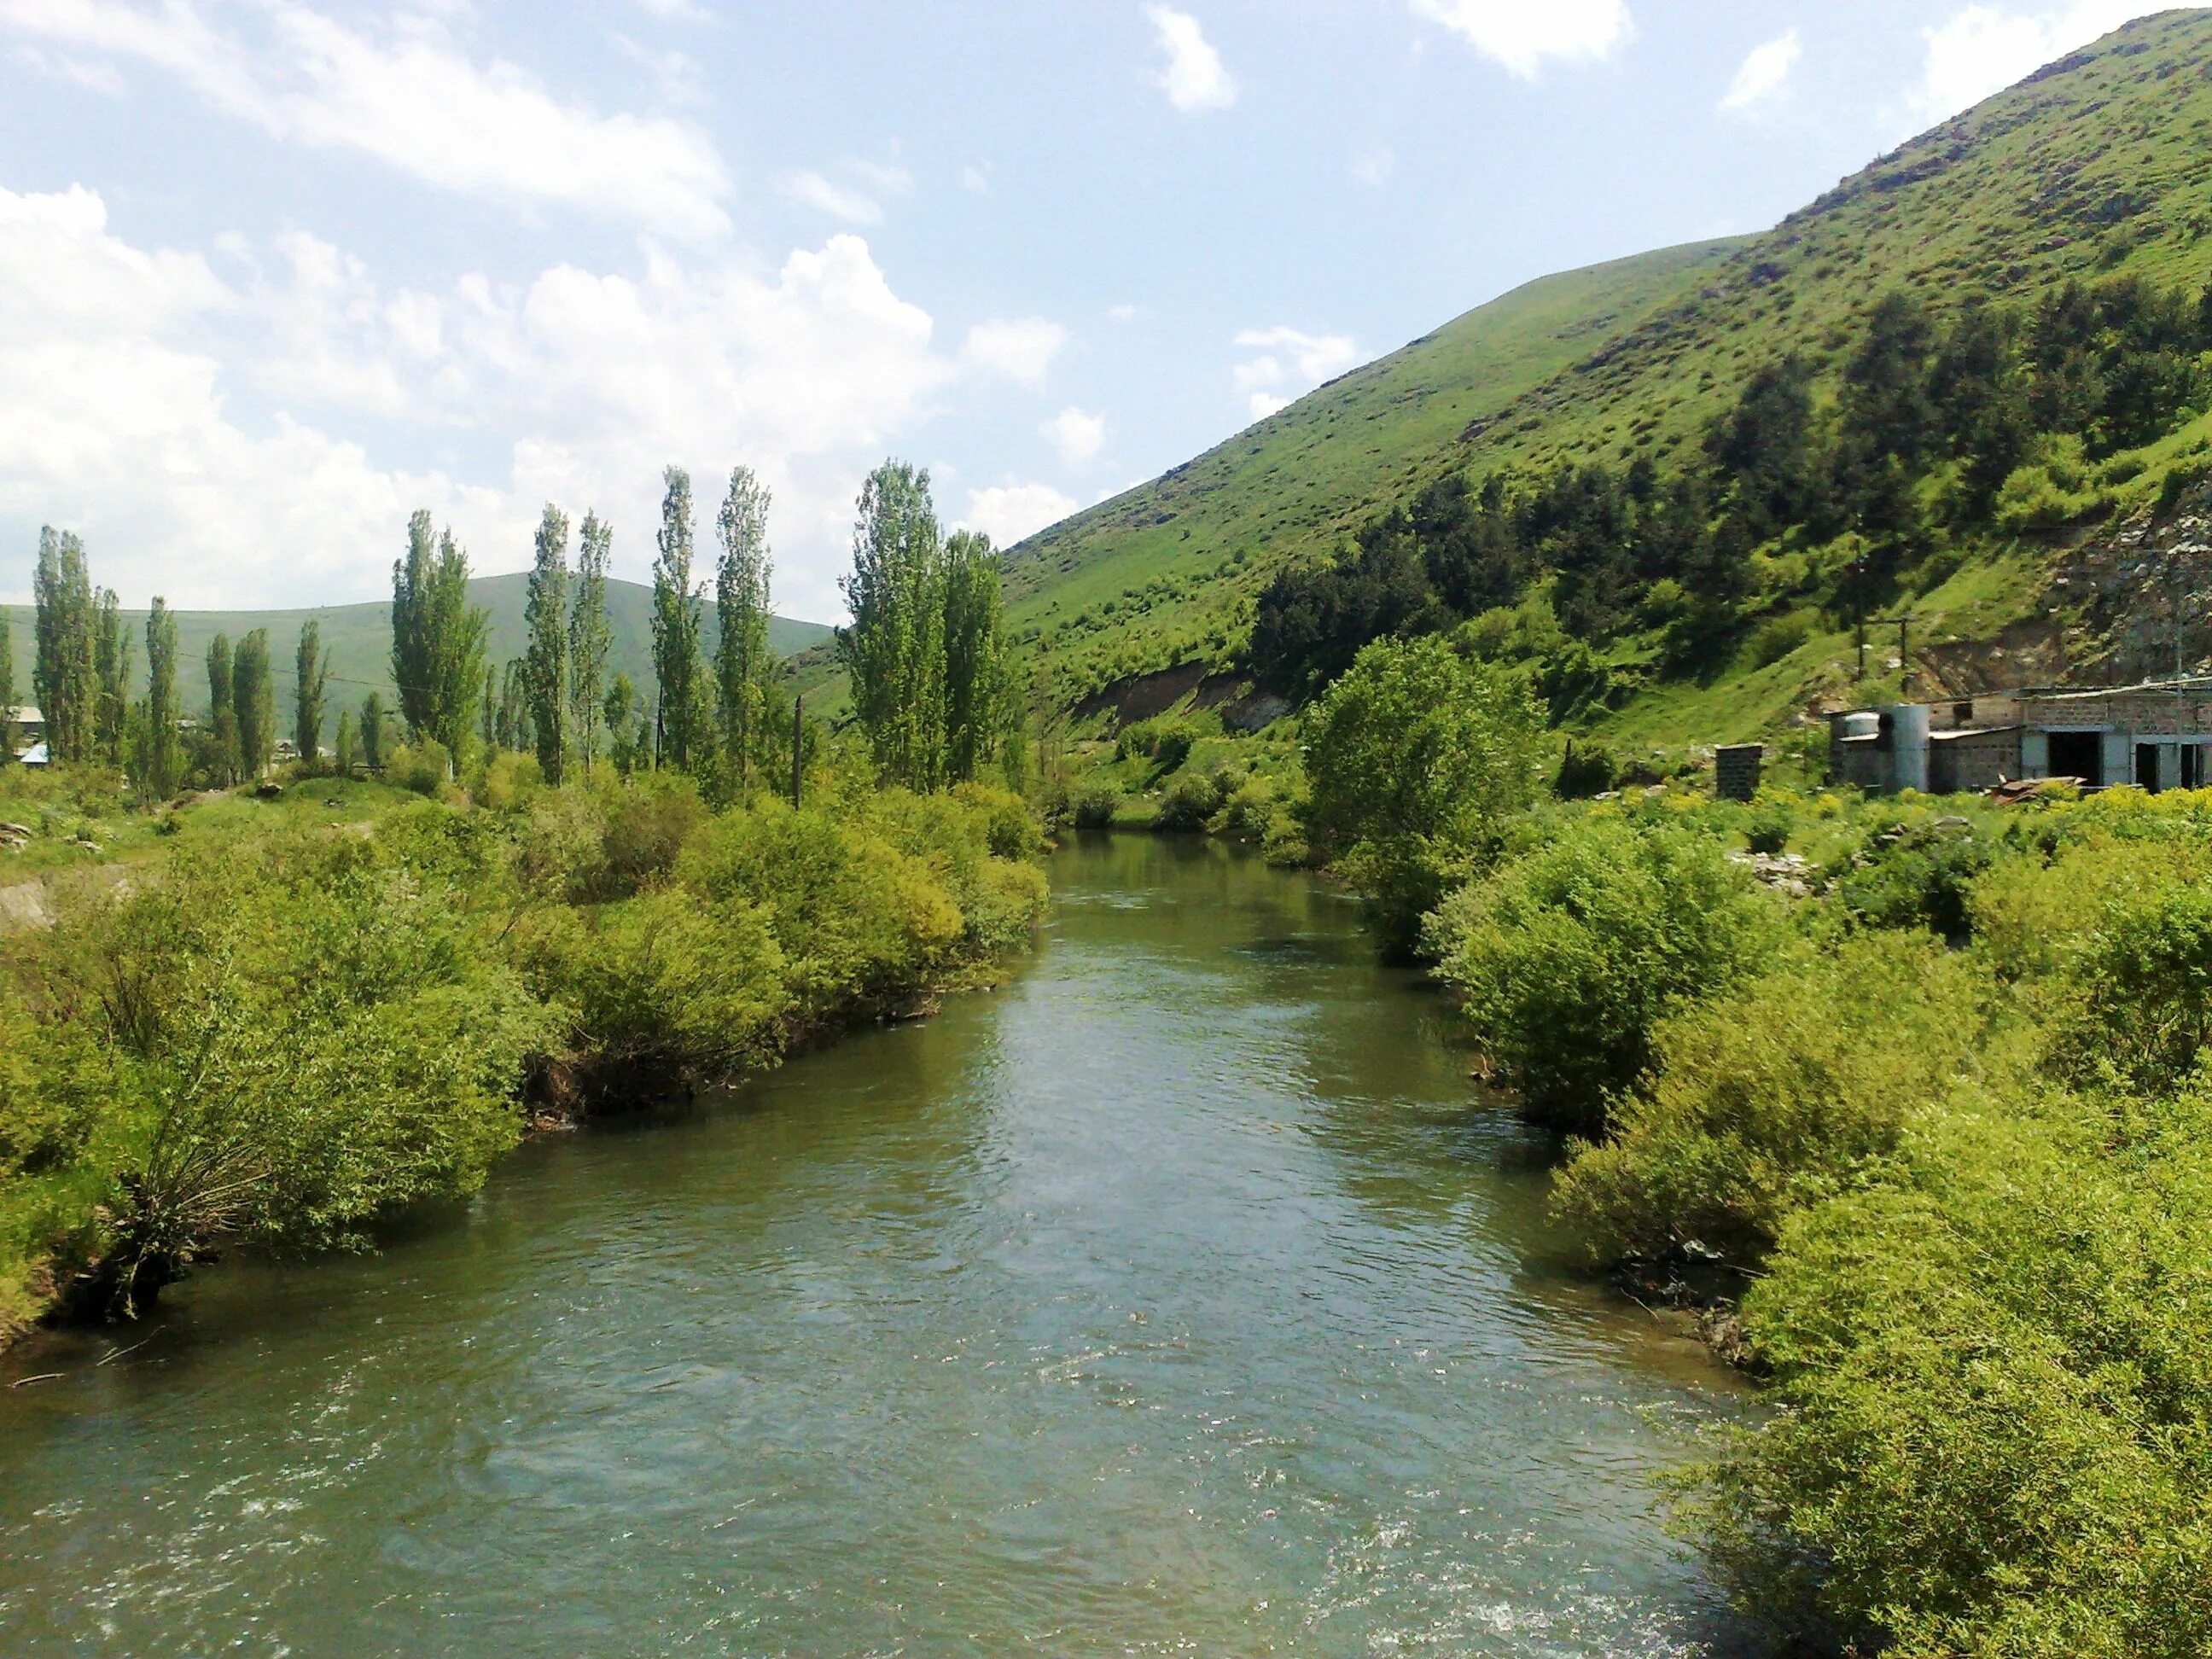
[1888,702,1930,793]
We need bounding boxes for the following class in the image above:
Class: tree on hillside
[206,634,240,786]
[525,504,570,784]
[392,510,490,763]
[32,527,96,764]
[359,691,387,774]
[941,528,1008,784]
[335,709,356,778]
[569,510,612,779]
[605,672,641,777]
[651,468,707,772]
[233,628,275,780]
[93,588,131,768]
[839,460,946,789]
[140,598,182,800]
[496,659,527,752]
[294,620,328,773]
[480,663,499,753]
[714,466,774,789]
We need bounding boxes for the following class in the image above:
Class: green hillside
[1008,8,2212,740]
[6,576,832,720]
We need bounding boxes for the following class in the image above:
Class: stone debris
[1731,848,1816,898]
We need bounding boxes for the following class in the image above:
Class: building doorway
[2046,729,2103,786]
[2137,742,2163,793]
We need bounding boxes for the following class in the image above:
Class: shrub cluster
[0,777,1047,1341]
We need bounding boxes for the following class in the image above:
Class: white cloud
[11,40,123,91]
[958,482,1077,547]
[629,0,708,18]
[1720,29,1799,116]
[1408,0,1633,78]
[1899,3,2195,130]
[959,163,992,194]
[1041,405,1106,465]
[1146,4,1237,112]
[0,183,961,620]
[1353,145,1395,185]
[1107,302,1144,323]
[1230,326,1362,422]
[0,0,732,236]
[961,316,1067,387]
[783,170,884,224]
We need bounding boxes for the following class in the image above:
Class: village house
[1831,678,2212,794]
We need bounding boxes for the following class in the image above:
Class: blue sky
[0,0,2196,620]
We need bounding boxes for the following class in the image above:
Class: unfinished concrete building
[1830,680,2212,794]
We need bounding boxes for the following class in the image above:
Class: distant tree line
[1250,270,2212,702]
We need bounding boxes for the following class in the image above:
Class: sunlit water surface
[0,835,1749,1656]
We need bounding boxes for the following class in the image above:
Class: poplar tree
[142,597,182,800]
[335,709,356,778]
[0,605,16,765]
[941,530,1009,784]
[838,461,946,789]
[294,620,328,773]
[233,629,274,780]
[650,467,706,772]
[360,691,387,774]
[207,634,239,785]
[497,659,527,752]
[569,511,612,779]
[93,588,131,767]
[606,672,639,777]
[391,511,488,763]
[714,466,775,788]
[32,527,96,764]
[525,504,570,784]
[480,664,499,753]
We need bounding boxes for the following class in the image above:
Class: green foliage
[231,627,274,780]
[137,598,182,801]
[1303,635,1545,956]
[33,527,96,764]
[651,467,708,773]
[1555,933,1994,1265]
[293,618,327,775]
[1831,815,1998,937]
[569,511,614,780]
[0,765,1049,1338]
[1426,811,1783,1133]
[713,466,775,789]
[525,504,570,784]
[1155,768,1229,834]
[837,464,1013,790]
[1071,779,1121,830]
[1554,737,1619,800]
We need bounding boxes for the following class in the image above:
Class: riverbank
[0,770,1048,1349]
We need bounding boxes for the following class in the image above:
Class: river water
[0,835,1747,1656]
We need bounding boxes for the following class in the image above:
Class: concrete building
[1831,680,2212,794]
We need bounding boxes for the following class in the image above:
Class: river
[0,835,1748,1656]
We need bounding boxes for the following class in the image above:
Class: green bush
[1155,769,1228,833]
[1425,813,1784,1134]
[1553,738,1619,800]
[1071,780,1121,830]
[1554,932,1994,1266]
[1305,635,1545,958]
[1832,816,1996,938]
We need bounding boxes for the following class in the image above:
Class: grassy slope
[4,576,833,720]
[1005,9,2212,740]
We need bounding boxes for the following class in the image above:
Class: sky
[0,0,2201,620]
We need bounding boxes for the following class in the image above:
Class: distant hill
[4,575,833,719]
[1003,9,2212,742]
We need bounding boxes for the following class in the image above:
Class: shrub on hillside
[1155,769,1229,833]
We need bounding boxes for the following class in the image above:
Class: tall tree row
[93,588,130,768]
[569,512,612,778]
[32,527,96,764]
[525,504,570,784]
[714,466,775,789]
[838,461,1009,791]
[233,629,274,779]
[294,620,328,772]
[651,467,706,772]
[392,510,490,764]
[137,598,181,800]
[0,606,15,765]
[206,635,239,785]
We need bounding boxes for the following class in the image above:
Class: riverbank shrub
[1425,813,1784,1134]
[1302,635,1544,957]
[0,775,1049,1340]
